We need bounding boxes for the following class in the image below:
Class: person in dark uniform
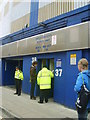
[30,61,37,100]
[14,66,23,96]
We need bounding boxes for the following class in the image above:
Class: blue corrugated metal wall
[65,50,82,109]
[54,52,67,105]
[22,50,83,109]
[22,57,32,94]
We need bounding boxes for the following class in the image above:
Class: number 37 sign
[55,69,62,77]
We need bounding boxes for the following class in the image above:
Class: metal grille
[38,0,89,23]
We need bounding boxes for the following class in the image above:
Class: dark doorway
[4,58,23,86]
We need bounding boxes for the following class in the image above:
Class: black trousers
[30,80,36,97]
[40,89,50,103]
[15,79,22,95]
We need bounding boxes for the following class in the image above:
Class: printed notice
[70,54,76,65]
[56,59,62,67]
[52,35,57,45]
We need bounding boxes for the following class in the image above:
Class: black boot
[30,96,32,99]
[38,101,43,104]
[14,93,18,95]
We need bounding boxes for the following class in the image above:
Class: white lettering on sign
[32,57,37,63]
[55,69,62,77]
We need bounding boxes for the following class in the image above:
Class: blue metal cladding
[22,53,54,94]
[2,59,5,86]
[22,54,54,94]
[22,56,32,94]
[30,0,39,28]
[53,50,82,109]
[2,50,88,108]
[0,4,90,45]
[65,50,82,109]
[54,52,67,105]
[22,50,83,109]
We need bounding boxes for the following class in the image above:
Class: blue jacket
[74,70,90,109]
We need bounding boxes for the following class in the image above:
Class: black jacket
[30,65,37,81]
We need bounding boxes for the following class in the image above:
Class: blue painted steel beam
[30,0,39,28]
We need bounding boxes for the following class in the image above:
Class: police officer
[37,66,54,103]
[30,61,37,100]
[14,66,23,96]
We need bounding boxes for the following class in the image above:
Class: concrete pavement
[0,86,89,119]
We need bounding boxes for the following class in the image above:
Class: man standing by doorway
[30,61,38,100]
[14,66,23,96]
[37,66,54,103]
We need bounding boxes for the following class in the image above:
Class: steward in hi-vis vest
[37,66,54,103]
[14,66,23,96]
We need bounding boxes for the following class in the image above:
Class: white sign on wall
[70,54,76,65]
[55,59,62,77]
[55,69,62,77]
[32,57,37,63]
[52,35,57,45]
[56,59,62,67]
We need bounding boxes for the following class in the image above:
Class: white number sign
[55,69,62,77]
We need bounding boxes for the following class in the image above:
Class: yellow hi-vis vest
[37,68,54,89]
[14,70,23,80]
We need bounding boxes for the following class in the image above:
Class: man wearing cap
[30,61,38,100]
[14,66,23,96]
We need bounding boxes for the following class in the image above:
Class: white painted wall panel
[0,0,31,37]
[11,1,30,21]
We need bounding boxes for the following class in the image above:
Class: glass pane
[42,59,46,68]
[49,59,54,71]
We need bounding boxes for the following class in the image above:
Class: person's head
[16,66,20,71]
[43,65,47,68]
[32,61,38,67]
[78,58,88,72]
